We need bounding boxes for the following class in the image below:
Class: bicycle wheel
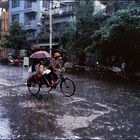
[27,81,40,96]
[40,75,52,93]
[41,83,52,93]
[60,78,75,97]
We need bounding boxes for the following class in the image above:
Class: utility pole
[40,0,63,54]
[49,0,53,55]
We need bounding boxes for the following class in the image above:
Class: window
[27,31,35,39]
[12,0,20,8]
[42,0,49,8]
[12,14,19,22]
[24,12,36,25]
[24,0,32,9]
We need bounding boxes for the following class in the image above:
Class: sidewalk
[70,64,140,82]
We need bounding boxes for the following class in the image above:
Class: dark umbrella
[30,51,51,59]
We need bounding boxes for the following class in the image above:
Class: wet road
[0,65,140,139]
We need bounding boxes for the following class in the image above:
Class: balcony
[24,20,37,30]
[24,2,38,12]
[51,4,75,15]
[62,5,75,13]
[27,29,37,41]
[52,15,75,24]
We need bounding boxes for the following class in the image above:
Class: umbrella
[30,51,51,59]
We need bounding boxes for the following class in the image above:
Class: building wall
[52,6,76,40]
[8,0,76,44]
[9,0,45,43]
[1,10,9,36]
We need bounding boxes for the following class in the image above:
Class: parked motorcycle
[8,58,20,66]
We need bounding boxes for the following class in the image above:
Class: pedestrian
[121,59,127,75]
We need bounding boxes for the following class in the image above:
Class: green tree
[6,21,27,50]
[60,21,76,50]
[60,0,112,65]
[90,8,140,70]
[105,0,140,13]
[61,0,96,65]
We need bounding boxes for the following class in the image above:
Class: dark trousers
[43,71,58,83]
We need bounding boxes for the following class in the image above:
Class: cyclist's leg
[41,74,51,86]
[47,71,57,87]
[50,71,58,81]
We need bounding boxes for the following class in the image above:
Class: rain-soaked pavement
[0,65,140,139]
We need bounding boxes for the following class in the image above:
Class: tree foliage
[60,0,140,69]
[6,21,27,49]
[106,0,140,12]
[60,0,103,64]
[60,21,76,50]
[90,8,140,56]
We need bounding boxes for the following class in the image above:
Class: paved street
[0,65,140,139]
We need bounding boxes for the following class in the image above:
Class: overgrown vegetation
[60,0,140,72]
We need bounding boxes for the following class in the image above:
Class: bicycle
[27,70,75,97]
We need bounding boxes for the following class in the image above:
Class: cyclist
[49,52,63,71]
[48,52,64,84]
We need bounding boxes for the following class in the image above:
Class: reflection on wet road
[0,106,12,139]
[0,65,140,139]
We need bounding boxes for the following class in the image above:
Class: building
[0,0,9,37]
[9,0,46,44]
[42,0,76,44]
[8,0,76,49]
[1,10,9,36]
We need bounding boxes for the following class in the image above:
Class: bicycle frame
[40,70,62,87]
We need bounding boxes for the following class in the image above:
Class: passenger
[27,60,45,85]
[41,63,55,87]
[28,60,56,87]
